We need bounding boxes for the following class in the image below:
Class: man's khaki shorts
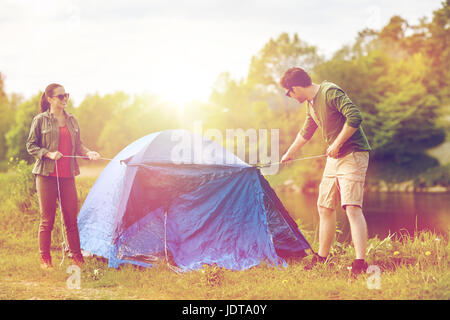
[317,151,369,210]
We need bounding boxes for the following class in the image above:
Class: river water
[277,190,450,241]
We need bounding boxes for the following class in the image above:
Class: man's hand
[281,132,309,164]
[46,151,63,161]
[86,151,101,161]
[326,142,341,158]
[327,123,358,158]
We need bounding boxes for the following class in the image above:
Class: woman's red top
[49,125,73,178]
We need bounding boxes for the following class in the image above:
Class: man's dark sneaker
[304,253,328,271]
[350,259,368,277]
[40,255,53,270]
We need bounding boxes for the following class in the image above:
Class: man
[280,67,372,276]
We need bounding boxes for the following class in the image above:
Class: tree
[247,33,323,94]
[0,73,20,165]
[74,92,129,152]
[371,53,445,160]
[97,93,179,157]
[5,93,41,163]
[207,34,327,183]
[425,0,450,103]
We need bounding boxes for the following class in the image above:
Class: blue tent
[78,130,311,271]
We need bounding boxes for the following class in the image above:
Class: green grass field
[0,163,448,300]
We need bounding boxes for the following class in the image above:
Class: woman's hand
[280,151,294,164]
[45,151,63,161]
[86,151,101,161]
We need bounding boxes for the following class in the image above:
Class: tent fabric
[78,130,311,271]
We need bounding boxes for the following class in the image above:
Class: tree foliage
[5,93,40,163]
[0,73,18,164]
[247,33,323,94]
[0,2,448,187]
[97,93,179,157]
[313,4,449,175]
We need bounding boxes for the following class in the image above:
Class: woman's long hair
[40,83,63,113]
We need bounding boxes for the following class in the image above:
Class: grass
[0,163,448,300]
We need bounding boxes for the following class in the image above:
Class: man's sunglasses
[53,93,70,100]
[285,87,293,97]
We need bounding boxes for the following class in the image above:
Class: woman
[26,83,101,269]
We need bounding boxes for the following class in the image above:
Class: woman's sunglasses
[285,87,293,97]
[53,93,70,100]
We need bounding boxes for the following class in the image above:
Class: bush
[414,163,450,188]
[367,153,441,183]
[5,158,37,213]
[0,160,8,172]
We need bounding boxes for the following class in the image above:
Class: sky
[0,0,444,107]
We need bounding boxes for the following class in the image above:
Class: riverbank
[276,180,450,194]
[367,181,449,193]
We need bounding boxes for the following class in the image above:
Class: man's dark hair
[280,67,312,89]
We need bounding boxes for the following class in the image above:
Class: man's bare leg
[345,205,368,260]
[317,205,336,258]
